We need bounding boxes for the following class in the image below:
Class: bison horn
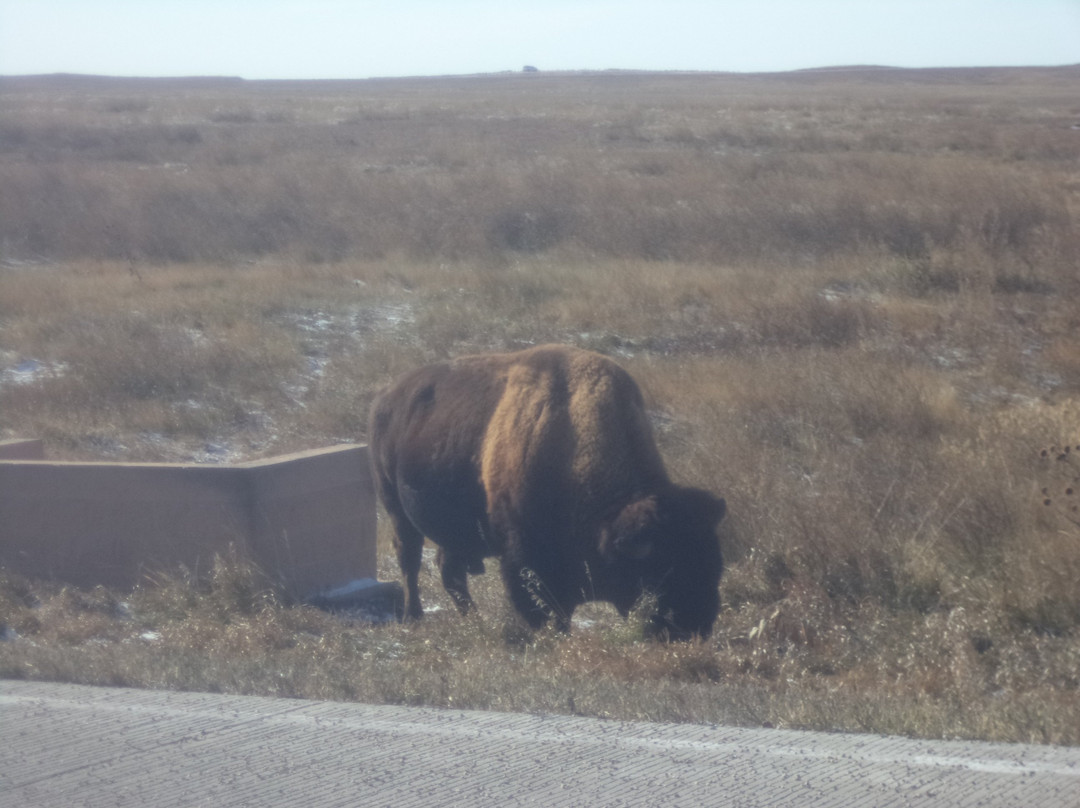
[600,496,660,561]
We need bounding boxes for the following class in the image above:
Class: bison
[368,344,725,639]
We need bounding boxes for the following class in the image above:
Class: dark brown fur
[368,344,725,639]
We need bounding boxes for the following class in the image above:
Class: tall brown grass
[1,67,1079,743]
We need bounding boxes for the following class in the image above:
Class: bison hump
[480,347,669,521]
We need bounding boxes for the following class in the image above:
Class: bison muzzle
[369,344,725,639]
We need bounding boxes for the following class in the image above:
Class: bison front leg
[489,501,574,632]
[499,558,575,633]
[436,547,476,615]
[499,560,551,630]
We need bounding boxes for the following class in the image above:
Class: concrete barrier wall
[0,439,45,460]
[241,447,377,598]
[0,443,376,598]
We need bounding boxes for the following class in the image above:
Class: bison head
[602,485,725,640]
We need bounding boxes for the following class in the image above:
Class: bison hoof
[451,598,475,616]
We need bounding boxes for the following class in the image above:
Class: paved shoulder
[2,680,1078,807]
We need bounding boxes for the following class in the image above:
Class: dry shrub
[631,347,1065,624]
[3,73,1075,273]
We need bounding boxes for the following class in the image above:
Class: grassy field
[1,66,1079,744]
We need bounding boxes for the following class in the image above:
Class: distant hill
[0,73,245,91]
[1,65,1077,90]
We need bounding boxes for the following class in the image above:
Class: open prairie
[2,67,1080,744]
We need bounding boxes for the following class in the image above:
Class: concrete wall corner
[0,442,377,598]
[0,438,45,460]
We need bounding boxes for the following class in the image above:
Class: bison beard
[368,344,725,640]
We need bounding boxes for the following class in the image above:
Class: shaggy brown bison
[368,344,725,639]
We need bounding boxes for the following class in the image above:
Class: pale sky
[1,1,1076,79]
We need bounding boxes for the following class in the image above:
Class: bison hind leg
[436,548,478,615]
[394,530,425,622]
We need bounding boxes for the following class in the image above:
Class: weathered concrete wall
[0,438,45,460]
[241,447,377,598]
[0,444,375,598]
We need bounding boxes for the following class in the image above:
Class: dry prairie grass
[1,67,1079,744]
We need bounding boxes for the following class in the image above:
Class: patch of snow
[372,302,415,328]
[278,303,416,343]
[308,578,403,624]
[932,347,974,370]
[191,442,241,464]
[321,578,383,600]
[135,431,247,464]
[0,357,68,388]
[276,303,416,404]
[307,355,329,376]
